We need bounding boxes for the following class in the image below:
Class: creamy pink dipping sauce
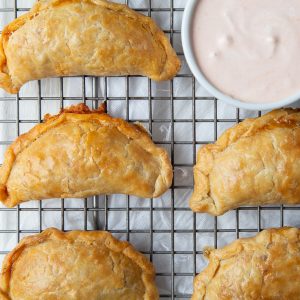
[192,0,300,103]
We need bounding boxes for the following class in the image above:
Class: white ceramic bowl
[181,0,300,111]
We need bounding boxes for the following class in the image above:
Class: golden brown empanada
[0,0,180,94]
[0,103,173,208]
[190,109,300,216]
[0,228,159,300]
[192,227,300,300]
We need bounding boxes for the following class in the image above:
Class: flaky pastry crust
[192,227,300,300]
[190,108,300,216]
[0,103,173,207]
[0,228,159,300]
[0,0,180,94]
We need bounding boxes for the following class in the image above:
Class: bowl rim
[181,0,300,111]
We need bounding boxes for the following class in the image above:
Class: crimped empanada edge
[0,228,159,300]
[0,0,42,94]
[0,0,180,94]
[0,104,173,207]
[189,108,300,216]
[0,36,17,94]
[191,227,300,300]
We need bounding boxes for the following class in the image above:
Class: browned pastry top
[0,0,180,93]
[0,228,159,300]
[192,227,300,300]
[0,103,173,207]
[190,108,300,215]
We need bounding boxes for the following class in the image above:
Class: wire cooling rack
[0,0,300,299]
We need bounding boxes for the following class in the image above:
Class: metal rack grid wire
[0,0,299,299]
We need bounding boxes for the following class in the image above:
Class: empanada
[192,227,300,300]
[0,103,173,207]
[0,228,159,300]
[190,109,300,216]
[0,0,180,94]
